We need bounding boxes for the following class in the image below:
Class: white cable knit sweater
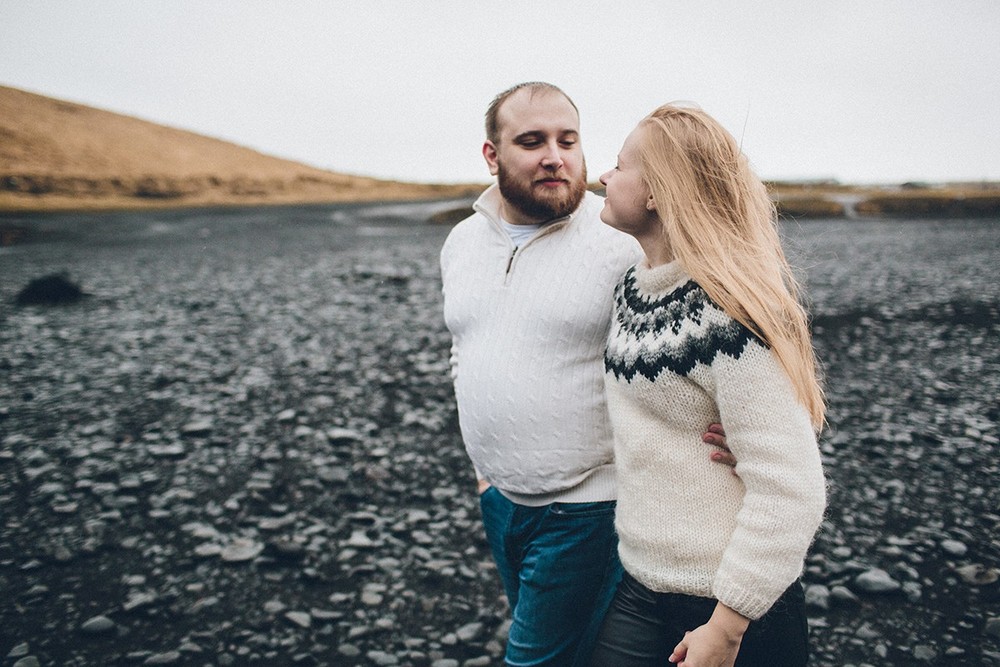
[441,185,641,504]
[604,260,826,620]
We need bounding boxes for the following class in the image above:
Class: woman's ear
[646,195,656,211]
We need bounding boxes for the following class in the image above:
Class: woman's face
[598,126,659,239]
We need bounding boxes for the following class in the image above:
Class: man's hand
[703,423,737,471]
[477,479,492,495]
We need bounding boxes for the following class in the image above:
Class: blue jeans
[589,571,810,666]
[479,487,622,667]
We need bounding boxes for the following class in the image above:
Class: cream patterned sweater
[604,260,826,620]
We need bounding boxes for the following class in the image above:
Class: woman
[589,103,827,667]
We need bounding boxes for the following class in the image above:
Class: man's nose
[540,141,564,169]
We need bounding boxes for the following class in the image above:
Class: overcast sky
[3,1,998,185]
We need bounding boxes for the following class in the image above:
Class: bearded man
[440,82,730,667]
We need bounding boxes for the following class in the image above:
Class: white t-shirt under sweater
[604,260,827,620]
[441,184,642,505]
[500,219,541,247]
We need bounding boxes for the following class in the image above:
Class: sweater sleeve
[698,334,826,620]
[440,233,459,383]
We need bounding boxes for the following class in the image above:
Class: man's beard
[497,163,588,222]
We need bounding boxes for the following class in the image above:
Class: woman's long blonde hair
[636,103,825,429]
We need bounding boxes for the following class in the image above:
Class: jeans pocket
[478,484,504,512]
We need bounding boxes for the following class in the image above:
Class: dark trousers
[589,571,810,666]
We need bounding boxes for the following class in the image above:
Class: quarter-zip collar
[473,183,580,253]
[472,184,585,282]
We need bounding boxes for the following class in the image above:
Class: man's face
[484,89,587,224]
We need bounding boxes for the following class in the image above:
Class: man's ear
[483,141,500,176]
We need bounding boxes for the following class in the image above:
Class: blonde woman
[589,104,827,667]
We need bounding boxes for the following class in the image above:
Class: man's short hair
[484,82,579,144]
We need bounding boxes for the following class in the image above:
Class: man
[440,82,730,666]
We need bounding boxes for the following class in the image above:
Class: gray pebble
[461,658,492,667]
[80,615,116,634]
[830,585,860,605]
[285,611,312,628]
[366,650,399,665]
[804,584,830,609]
[854,568,901,594]
[338,644,362,657]
[6,643,29,659]
[940,539,968,557]
[455,621,484,642]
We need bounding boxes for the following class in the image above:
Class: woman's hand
[668,602,749,667]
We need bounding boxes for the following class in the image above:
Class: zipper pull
[506,246,518,274]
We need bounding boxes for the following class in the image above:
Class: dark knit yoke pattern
[605,268,766,383]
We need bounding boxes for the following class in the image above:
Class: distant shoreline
[3,180,1000,219]
[767,181,1000,220]
[0,175,486,215]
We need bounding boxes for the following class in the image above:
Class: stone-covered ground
[1,203,998,666]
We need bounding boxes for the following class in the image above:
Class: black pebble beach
[1,202,998,666]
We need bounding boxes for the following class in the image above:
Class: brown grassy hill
[2,85,998,218]
[0,85,483,212]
